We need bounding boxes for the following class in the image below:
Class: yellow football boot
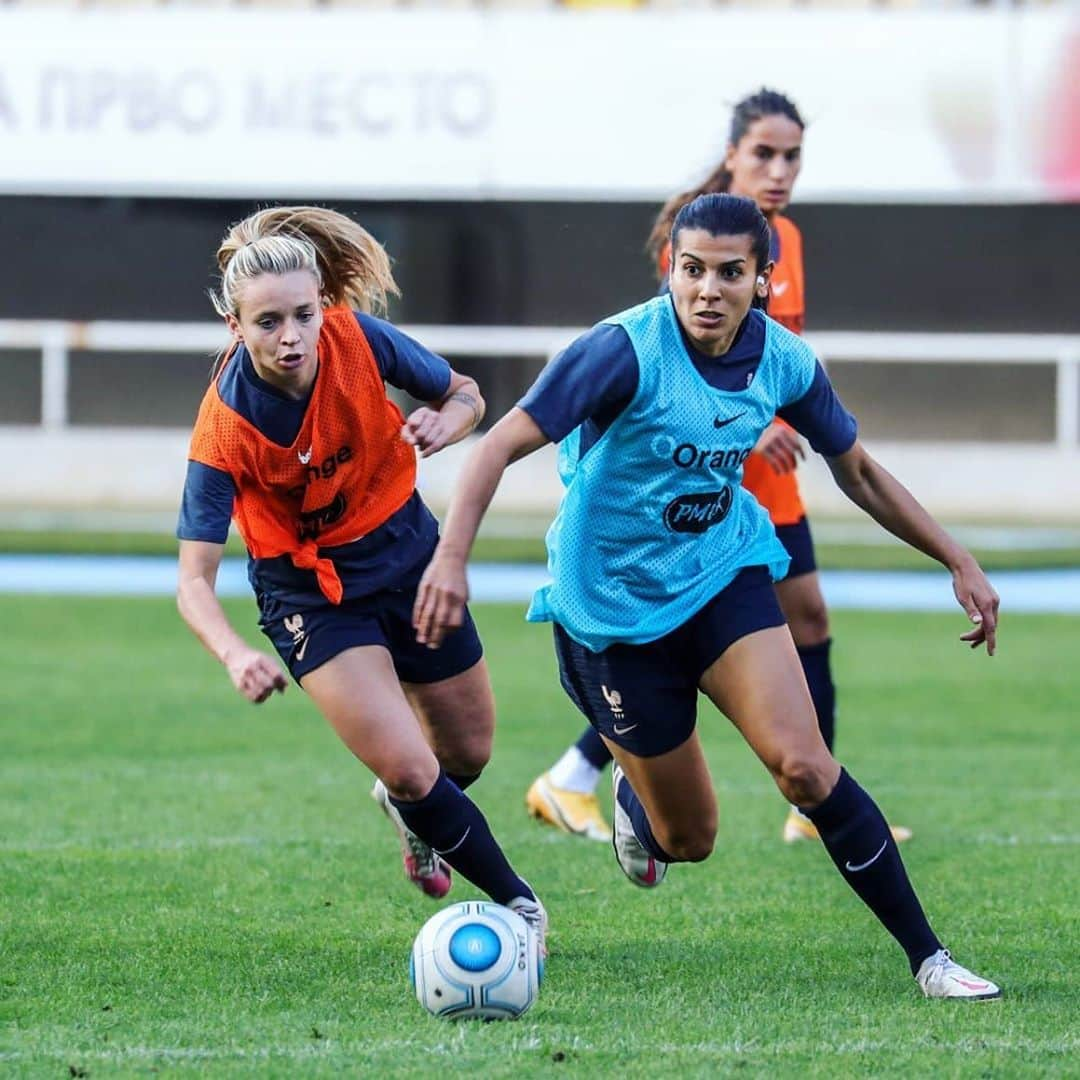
[783,807,912,844]
[526,772,611,842]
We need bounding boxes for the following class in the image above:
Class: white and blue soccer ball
[410,900,542,1020]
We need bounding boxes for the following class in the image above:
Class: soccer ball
[410,900,542,1020]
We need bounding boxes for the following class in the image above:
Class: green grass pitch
[0,596,1076,1077]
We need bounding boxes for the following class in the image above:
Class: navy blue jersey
[177,312,450,607]
[519,305,856,460]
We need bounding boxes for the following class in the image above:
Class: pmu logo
[664,487,733,534]
[298,492,347,541]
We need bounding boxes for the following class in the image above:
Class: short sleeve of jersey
[777,361,858,457]
[355,313,452,402]
[177,460,236,543]
[517,323,639,444]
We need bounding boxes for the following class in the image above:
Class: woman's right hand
[224,644,288,703]
[951,554,1000,656]
[413,550,469,650]
[178,540,287,703]
[410,407,549,649]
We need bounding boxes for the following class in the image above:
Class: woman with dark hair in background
[416,192,1000,998]
[176,205,546,948]
[527,88,911,847]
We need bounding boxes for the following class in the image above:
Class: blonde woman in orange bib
[177,206,545,947]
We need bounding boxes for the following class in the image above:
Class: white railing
[2,318,1079,518]
[1,319,1078,449]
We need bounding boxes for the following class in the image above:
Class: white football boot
[611,764,667,888]
[507,893,549,959]
[916,949,1001,1000]
[371,779,452,899]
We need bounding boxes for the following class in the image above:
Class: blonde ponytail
[211,205,401,317]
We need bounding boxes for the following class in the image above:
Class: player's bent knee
[667,833,715,863]
[379,759,441,802]
[790,603,829,647]
[655,822,716,863]
[439,738,491,778]
[774,752,833,807]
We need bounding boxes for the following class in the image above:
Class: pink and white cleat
[611,764,667,888]
[916,949,1001,1000]
[371,779,452,899]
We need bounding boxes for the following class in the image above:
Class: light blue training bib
[527,296,816,652]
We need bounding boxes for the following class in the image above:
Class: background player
[176,205,545,945]
[415,192,1000,1000]
[527,88,911,846]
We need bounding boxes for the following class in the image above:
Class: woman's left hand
[951,556,999,655]
[401,407,454,458]
[754,424,805,475]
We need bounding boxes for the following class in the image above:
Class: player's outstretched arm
[177,539,288,702]
[401,371,485,459]
[414,407,549,648]
[826,440,999,655]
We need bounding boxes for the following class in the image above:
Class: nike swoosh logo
[772,281,790,296]
[432,826,471,856]
[713,412,746,430]
[612,722,638,735]
[294,637,309,662]
[845,839,888,873]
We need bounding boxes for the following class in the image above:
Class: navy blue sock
[615,774,676,863]
[446,771,480,792]
[390,772,533,906]
[798,638,836,753]
[575,726,613,770]
[805,769,941,973]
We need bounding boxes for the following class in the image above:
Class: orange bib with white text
[187,307,416,603]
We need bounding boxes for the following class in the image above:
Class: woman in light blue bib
[415,194,1002,1001]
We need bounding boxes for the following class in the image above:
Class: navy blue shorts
[553,565,786,758]
[260,574,483,685]
[774,516,817,580]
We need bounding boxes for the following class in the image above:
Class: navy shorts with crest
[552,565,785,758]
[259,564,483,686]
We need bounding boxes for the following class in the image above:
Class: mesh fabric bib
[527,297,814,651]
[187,307,416,604]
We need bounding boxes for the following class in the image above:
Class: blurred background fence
[1,2,1078,522]
[1,319,1078,518]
